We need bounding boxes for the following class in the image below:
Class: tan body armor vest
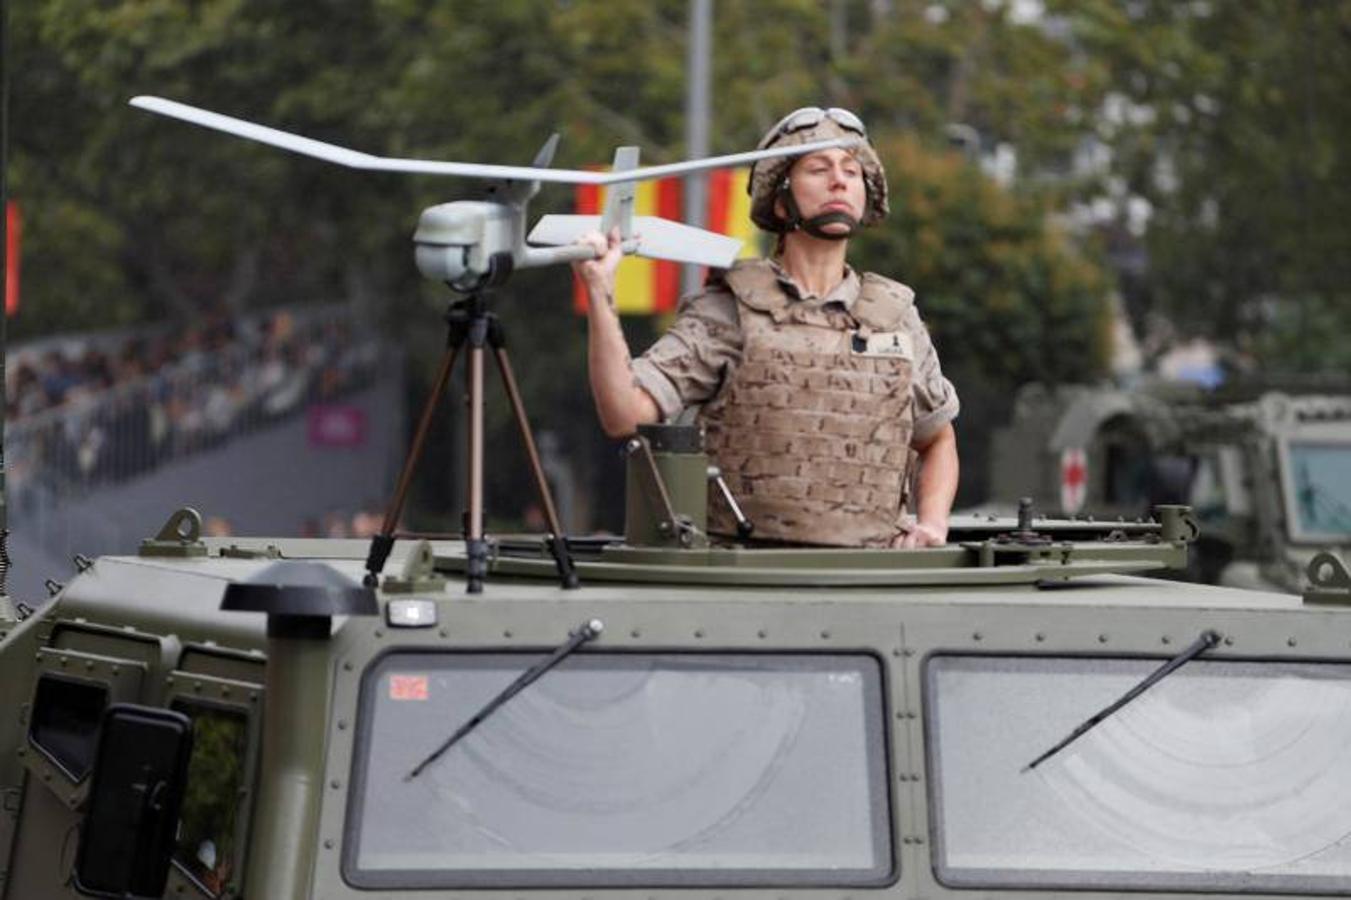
[700,260,917,546]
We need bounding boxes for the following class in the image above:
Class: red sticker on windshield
[389,674,429,701]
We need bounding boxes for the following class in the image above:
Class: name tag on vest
[851,330,913,359]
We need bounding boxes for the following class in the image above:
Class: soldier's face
[785,149,866,234]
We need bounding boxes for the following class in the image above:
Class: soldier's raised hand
[571,228,624,299]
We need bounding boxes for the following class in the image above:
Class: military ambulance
[989,383,1351,591]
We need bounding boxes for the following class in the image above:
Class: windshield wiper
[1022,629,1221,773]
[404,618,604,781]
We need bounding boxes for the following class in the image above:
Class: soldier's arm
[573,229,662,437]
[905,423,959,547]
[898,304,961,548]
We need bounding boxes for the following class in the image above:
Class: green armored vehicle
[990,383,1351,591]
[4,427,1351,899]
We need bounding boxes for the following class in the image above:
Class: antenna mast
[682,0,713,296]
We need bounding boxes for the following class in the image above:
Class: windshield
[1288,441,1351,538]
[345,652,892,889]
[926,655,1351,893]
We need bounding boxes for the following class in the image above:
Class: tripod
[364,275,579,593]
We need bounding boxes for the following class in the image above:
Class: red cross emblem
[1061,448,1087,514]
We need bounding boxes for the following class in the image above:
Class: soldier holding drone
[576,107,960,549]
[128,96,957,555]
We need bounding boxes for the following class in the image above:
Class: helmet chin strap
[778,181,858,240]
[801,211,857,240]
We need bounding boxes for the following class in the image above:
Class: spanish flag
[572,168,760,316]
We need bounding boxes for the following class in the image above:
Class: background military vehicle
[989,381,1351,592]
[4,426,1351,900]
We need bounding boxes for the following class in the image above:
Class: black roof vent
[222,561,377,639]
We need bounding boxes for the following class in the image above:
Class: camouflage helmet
[747,107,888,233]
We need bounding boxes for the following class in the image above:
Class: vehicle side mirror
[74,705,193,899]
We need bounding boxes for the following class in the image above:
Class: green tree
[852,134,1110,386]
[1061,0,1351,373]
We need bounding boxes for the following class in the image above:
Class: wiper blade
[404,618,604,781]
[1022,629,1221,773]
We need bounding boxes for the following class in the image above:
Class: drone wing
[129,96,857,186]
[529,215,742,268]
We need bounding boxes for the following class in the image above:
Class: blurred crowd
[202,505,387,540]
[6,307,385,498]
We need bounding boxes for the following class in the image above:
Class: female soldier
[574,107,958,548]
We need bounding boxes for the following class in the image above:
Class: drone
[129,97,857,290]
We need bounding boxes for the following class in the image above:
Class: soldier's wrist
[585,281,618,313]
[915,518,949,540]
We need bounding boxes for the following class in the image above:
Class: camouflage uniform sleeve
[907,305,960,445]
[630,285,743,420]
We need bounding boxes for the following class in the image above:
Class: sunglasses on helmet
[758,107,868,149]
